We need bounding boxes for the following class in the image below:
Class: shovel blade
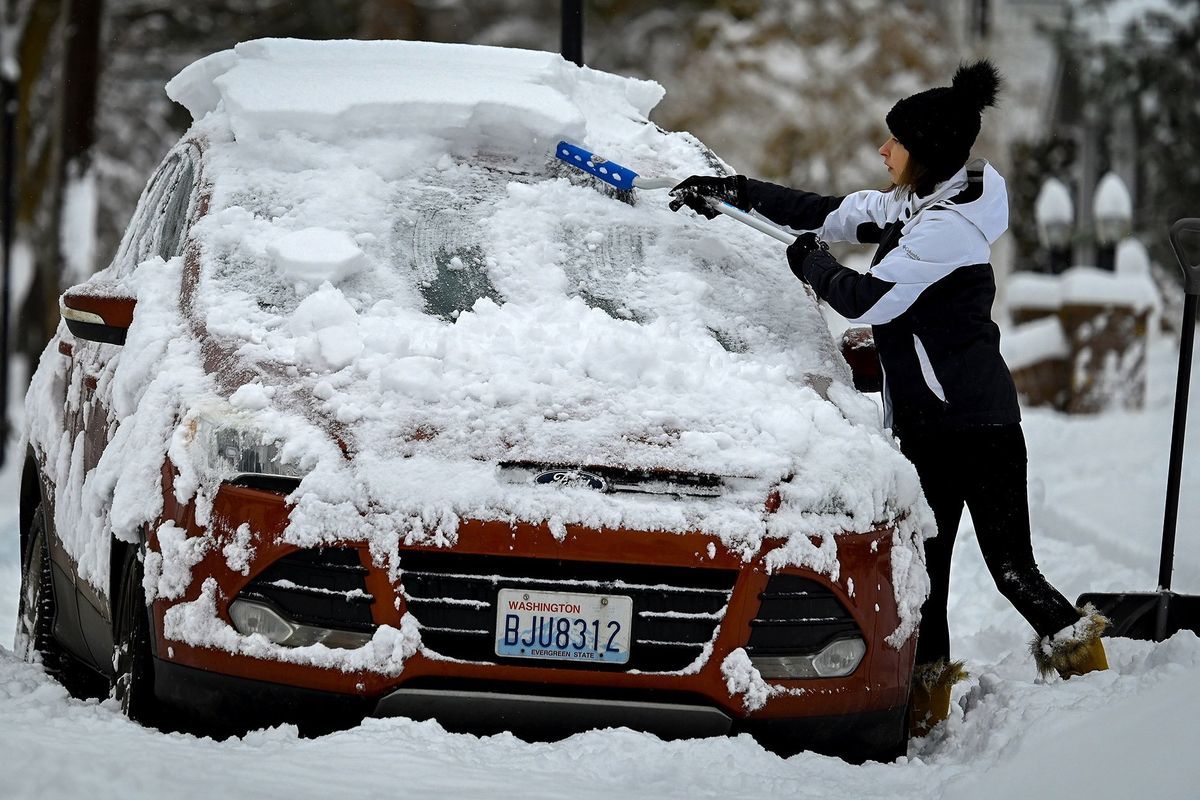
[1077,590,1200,642]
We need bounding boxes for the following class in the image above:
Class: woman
[669,60,1108,735]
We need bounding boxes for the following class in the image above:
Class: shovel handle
[1169,218,1200,295]
[1158,218,1200,593]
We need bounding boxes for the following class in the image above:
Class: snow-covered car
[16,39,931,760]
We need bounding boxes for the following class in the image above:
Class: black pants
[896,423,1079,665]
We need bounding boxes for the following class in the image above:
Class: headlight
[194,414,304,480]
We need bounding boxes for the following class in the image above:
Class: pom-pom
[952,59,1002,112]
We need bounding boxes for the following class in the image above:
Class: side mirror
[840,327,881,393]
[60,285,137,346]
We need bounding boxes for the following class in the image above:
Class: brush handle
[556,141,797,245]
[630,176,676,190]
[709,202,797,245]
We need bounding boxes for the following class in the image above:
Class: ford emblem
[534,469,609,492]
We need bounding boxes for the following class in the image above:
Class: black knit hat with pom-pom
[886,60,1002,184]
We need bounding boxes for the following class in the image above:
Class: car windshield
[199,148,819,361]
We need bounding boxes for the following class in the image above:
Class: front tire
[112,548,161,727]
[15,502,106,697]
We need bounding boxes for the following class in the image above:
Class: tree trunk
[15,0,103,365]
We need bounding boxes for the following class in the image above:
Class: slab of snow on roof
[166,38,665,155]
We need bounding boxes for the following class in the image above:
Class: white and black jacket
[746,160,1020,433]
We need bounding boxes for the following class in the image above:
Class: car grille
[744,574,860,655]
[398,551,737,673]
[238,547,376,632]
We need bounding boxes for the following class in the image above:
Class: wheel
[863,726,910,764]
[13,505,51,662]
[15,501,107,698]
[112,547,161,727]
[747,705,910,763]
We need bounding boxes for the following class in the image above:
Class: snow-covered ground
[2,327,1199,799]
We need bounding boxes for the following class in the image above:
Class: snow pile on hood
[26,39,933,648]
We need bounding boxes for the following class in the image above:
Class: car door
[55,142,201,669]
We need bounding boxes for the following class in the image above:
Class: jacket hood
[909,158,1008,245]
[929,159,1008,245]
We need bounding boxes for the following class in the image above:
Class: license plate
[495,589,632,664]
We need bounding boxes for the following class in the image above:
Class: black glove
[786,232,828,282]
[668,174,749,218]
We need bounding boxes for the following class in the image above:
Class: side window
[111,155,180,275]
[109,147,199,276]
[156,158,196,261]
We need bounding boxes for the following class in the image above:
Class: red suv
[16,39,927,761]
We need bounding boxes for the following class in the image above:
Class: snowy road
[2,334,1199,799]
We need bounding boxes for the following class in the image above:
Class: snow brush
[555,141,796,245]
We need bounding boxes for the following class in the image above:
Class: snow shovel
[1077,217,1200,641]
[554,141,797,244]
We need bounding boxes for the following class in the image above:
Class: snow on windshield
[26,40,933,663]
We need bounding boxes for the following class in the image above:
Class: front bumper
[153,655,906,759]
[152,481,915,741]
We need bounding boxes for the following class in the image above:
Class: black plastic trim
[152,657,373,735]
[63,317,127,346]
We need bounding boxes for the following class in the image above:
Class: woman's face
[879,135,909,183]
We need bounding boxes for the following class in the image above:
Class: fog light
[811,636,866,677]
[230,599,295,643]
[229,599,373,649]
[748,636,866,679]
